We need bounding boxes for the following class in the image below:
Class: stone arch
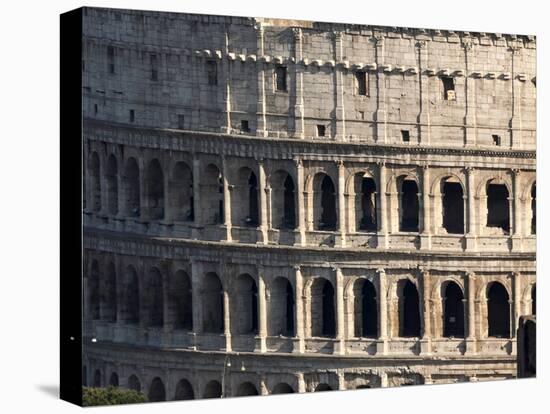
[144,267,164,328]
[122,265,139,324]
[102,262,117,322]
[433,175,465,234]
[169,161,194,222]
[203,380,222,398]
[236,381,259,396]
[442,281,465,338]
[202,163,224,224]
[171,270,192,330]
[105,154,118,215]
[397,175,420,232]
[271,169,296,230]
[144,159,165,220]
[353,278,378,338]
[145,267,164,328]
[203,272,224,333]
[88,151,101,212]
[174,378,194,400]
[272,382,294,394]
[397,279,421,337]
[484,178,510,234]
[148,377,166,402]
[314,383,333,392]
[268,276,295,336]
[233,273,258,334]
[350,172,377,232]
[311,173,337,231]
[109,372,119,387]
[310,277,336,337]
[122,157,140,217]
[93,369,102,387]
[89,260,100,320]
[487,281,510,338]
[233,166,259,227]
[127,374,141,392]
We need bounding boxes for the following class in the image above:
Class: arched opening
[271,170,296,230]
[247,171,259,226]
[314,383,333,392]
[487,282,510,338]
[234,274,258,334]
[202,164,224,224]
[89,152,101,212]
[172,270,192,330]
[170,161,194,221]
[122,157,140,217]
[268,277,295,336]
[531,183,536,235]
[486,181,510,233]
[127,375,141,392]
[145,159,165,220]
[399,280,421,337]
[89,261,100,320]
[531,284,536,315]
[233,168,259,227]
[93,369,102,387]
[442,180,464,234]
[147,268,164,328]
[109,372,119,387]
[237,382,259,396]
[315,174,337,231]
[283,175,296,229]
[123,266,139,324]
[443,282,464,338]
[203,380,222,398]
[105,154,118,215]
[148,377,166,402]
[355,175,377,232]
[203,272,224,333]
[104,262,117,322]
[353,279,378,338]
[311,278,335,337]
[174,379,194,400]
[400,179,419,232]
[272,383,294,394]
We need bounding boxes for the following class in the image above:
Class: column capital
[376,268,386,275]
[511,168,521,176]
[415,40,427,49]
[292,27,302,41]
[336,159,345,169]
[376,160,386,168]
[294,157,303,168]
[462,40,474,52]
[466,271,476,280]
[293,264,301,272]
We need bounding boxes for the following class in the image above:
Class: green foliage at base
[82,386,147,406]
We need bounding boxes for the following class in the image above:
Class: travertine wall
[81,6,536,402]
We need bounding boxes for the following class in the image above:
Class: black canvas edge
[60,7,84,407]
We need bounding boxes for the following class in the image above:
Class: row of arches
[86,261,535,339]
[86,152,536,236]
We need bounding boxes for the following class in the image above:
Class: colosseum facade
[81,7,536,401]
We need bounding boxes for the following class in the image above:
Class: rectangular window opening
[206,60,218,86]
[317,124,326,137]
[178,114,185,130]
[401,130,410,142]
[275,65,287,91]
[94,104,98,115]
[492,134,501,146]
[129,109,135,123]
[107,46,115,74]
[442,76,455,100]
[241,120,250,133]
[355,71,367,96]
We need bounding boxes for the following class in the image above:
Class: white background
[0,0,545,412]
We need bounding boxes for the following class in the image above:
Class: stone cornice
[84,119,536,164]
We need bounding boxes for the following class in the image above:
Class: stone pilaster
[223,289,232,352]
[257,268,267,352]
[374,36,387,143]
[333,31,346,141]
[336,160,347,247]
[417,40,431,145]
[376,268,388,354]
[463,40,477,146]
[293,265,305,353]
[295,158,306,246]
[255,23,267,137]
[191,156,202,238]
[258,160,269,244]
[511,169,523,251]
[420,164,431,249]
[465,272,477,354]
[292,28,305,139]
[420,269,432,354]
[221,156,232,242]
[334,267,346,355]
[377,161,388,248]
[465,167,477,250]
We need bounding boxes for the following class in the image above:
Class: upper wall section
[82,7,537,150]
